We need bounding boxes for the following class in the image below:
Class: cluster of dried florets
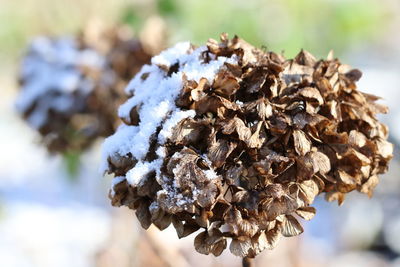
[16,26,152,152]
[102,34,393,258]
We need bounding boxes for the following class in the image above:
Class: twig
[242,257,255,267]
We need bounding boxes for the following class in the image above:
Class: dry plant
[16,24,152,152]
[102,34,393,264]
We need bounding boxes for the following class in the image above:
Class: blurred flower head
[16,25,152,153]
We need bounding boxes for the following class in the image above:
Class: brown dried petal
[135,200,152,229]
[246,121,266,149]
[309,151,331,174]
[295,206,316,220]
[194,231,212,255]
[345,69,362,82]
[191,78,208,101]
[208,139,237,168]
[293,129,311,156]
[211,238,228,256]
[170,118,210,146]
[297,87,324,105]
[194,95,239,116]
[213,70,240,97]
[341,148,371,167]
[260,100,273,119]
[294,49,317,67]
[230,236,252,257]
[264,227,282,250]
[281,215,303,237]
[221,117,252,141]
[376,139,393,159]
[349,130,367,147]
[238,219,259,237]
[298,179,319,204]
[248,232,267,256]
[149,203,172,230]
[360,175,379,197]
[173,217,200,239]
[337,170,357,185]
[264,199,287,220]
[197,185,219,208]
[325,191,346,205]
[368,101,389,114]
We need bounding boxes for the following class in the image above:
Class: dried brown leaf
[325,191,346,205]
[298,179,319,204]
[230,236,252,257]
[376,139,393,159]
[310,151,331,174]
[135,200,152,229]
[213,70,240,97]
[265,227,281,250]
[208,138,237,168]
[293,129,311,156]
[360,175,379,197]
[295,206,316,220]
[297,87,324,105]
[173,217,200,239]
[294,49,317,67]
[281,215,303,237]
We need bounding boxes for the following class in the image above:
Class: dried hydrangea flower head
[16,26,152,152]
[102,34,393,258]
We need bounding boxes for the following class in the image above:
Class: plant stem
[242,257,255,267]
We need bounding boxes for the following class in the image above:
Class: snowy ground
[0,69,112,267]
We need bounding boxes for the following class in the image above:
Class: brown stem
[242,257,255,267]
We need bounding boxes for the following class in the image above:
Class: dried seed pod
[16,25,152,153]
[102,34,393,258]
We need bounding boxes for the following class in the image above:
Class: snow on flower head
[102,34,393,258]
[16,36,105,129]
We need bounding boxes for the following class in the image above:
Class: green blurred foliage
[0,0,393,61]
[157,0,179,16]
[153,0,391,58]
[63,151,81,181]
[0,0,126,62]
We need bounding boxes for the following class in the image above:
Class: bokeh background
[1,0,400,266]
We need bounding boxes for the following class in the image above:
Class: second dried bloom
[16,26,152,153]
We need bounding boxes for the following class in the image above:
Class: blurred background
[1,0,400,266]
